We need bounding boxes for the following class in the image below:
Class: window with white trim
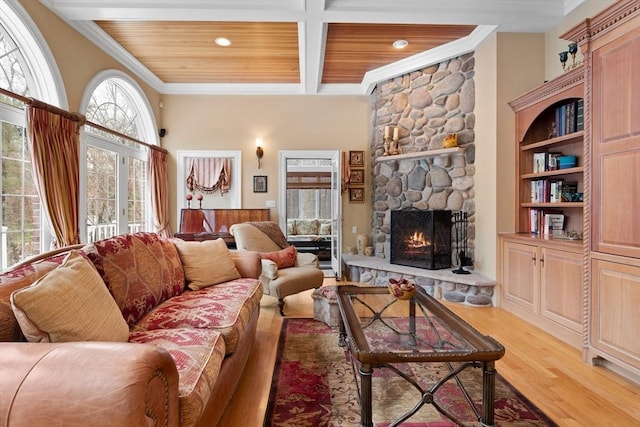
[0,0,64,268]
[80,73,157,243]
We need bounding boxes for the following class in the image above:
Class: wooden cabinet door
[591,259,640,370]
[502,241,539,314]
[591,28,640,258]
[540,248,582,332]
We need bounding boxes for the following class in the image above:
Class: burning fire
[406,231,431,249]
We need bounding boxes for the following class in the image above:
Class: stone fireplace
[370,53,476,265]
[342,52,495,306]
[390,209,451,270]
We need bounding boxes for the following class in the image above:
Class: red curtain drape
[27,102,85,247]
[149,149,171,237]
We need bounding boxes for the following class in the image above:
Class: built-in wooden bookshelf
[508,67,584,239]
[499,67,585,350]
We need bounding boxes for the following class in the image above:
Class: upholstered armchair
[230,222,324,315]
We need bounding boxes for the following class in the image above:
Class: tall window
[286,159,332,220]
[80,72,157,243]
[0,0,64,268]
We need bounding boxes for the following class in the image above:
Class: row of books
[530,180,578,203]
[529,209,565,236]
[553,99,584,137]
[532,152,565,172]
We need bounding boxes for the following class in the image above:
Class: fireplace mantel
[376,147,464,163]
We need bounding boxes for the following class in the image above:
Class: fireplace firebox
[390,209,451,270]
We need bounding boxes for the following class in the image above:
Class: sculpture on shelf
[443,133,458,148]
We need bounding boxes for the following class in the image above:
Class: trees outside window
[80,74,156,243]
[0,21,39,268]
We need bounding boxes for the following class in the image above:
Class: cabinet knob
[532,254,536,265]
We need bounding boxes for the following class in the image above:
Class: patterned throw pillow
[295,219,319,235]
[260,245,297,269]
[173,238,241,290]
[10,250,129,343]
[318,221,331,235]
[84,232,186,326]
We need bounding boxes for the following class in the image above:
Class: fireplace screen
[390,209,451,270]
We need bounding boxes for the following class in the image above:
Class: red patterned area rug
[264,318,557,427]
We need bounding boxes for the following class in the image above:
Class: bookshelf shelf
[520,131,584,151]
[521,166,583,179]
[521,202,583,208]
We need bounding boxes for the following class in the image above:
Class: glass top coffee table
[335,284,505,427]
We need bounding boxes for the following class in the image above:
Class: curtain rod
[0,87,168,155]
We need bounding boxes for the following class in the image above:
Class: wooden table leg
[360,363,373,427]
[482,361,497,427]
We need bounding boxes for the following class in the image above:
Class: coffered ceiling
[40,0,586,95]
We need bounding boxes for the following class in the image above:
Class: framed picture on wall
[349,187,364,203]
[350,168,364,185]
[253,175,267,193]
[349,150,364,166]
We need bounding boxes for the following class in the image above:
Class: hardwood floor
[219,279,640,426]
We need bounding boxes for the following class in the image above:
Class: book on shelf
[532,152,563,172]
[533,152,546,173]
[554,100,583,136]
[543,212,565,236]
[576,99,584,131]
[561,181,579,202]
[549,179,564,203]
[529,208,565,235]
[547,152,562,171]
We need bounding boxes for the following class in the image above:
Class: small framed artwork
[349,150,364,167]
[349,187,364,203]
[350,168,365,185]
[253,175,267,193]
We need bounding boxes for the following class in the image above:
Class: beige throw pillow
[174,238,241,290]
[10,250,129,343]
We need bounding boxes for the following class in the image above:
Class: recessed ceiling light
[392,39,408,49]
[215,37,232,47]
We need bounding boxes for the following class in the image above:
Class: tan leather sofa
[0,232,262,427]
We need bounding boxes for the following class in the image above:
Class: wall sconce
[255,138,264,169]
[383,125,401,156]
[560,42,581,71]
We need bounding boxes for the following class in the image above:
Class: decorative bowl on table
[388,278,416,300]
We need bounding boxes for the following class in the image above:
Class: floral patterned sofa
[286,218,332,241]
[0,232,262,427]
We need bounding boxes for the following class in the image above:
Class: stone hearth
[342,254,495,306]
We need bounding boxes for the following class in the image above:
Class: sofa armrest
[230,250,261,279]
[0,342,179,427]
[260,258,278,280]
[296,252,319,268]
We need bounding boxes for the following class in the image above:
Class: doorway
[279,150,341,278]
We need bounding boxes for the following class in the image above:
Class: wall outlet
[266,200,276,208]
[352,226,357,234]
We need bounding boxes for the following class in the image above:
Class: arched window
[79,70,158,243]
[0,0,65,268]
